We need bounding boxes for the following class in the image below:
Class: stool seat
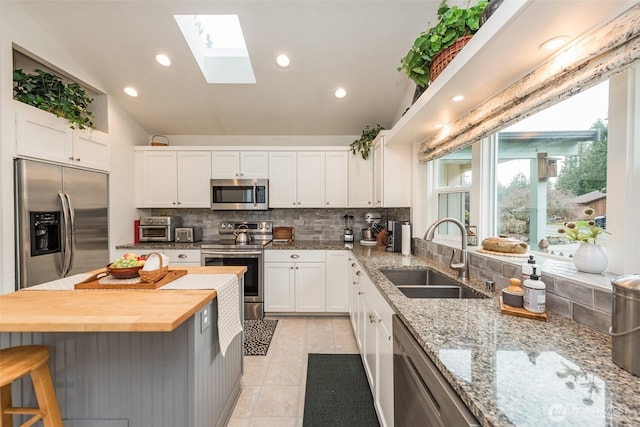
[0,345,63,427]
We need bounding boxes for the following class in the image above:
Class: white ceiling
[16,0,442,136]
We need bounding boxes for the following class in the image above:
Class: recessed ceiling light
[451,95,465,102]
[540,36,570,51]
[276,54,290,68]
[124,87,138,97]
[335,88,347,99]
[156,54,171,67]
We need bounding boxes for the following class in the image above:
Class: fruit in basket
[111,253,146,268]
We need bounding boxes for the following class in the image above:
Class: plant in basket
[398,0,488,89]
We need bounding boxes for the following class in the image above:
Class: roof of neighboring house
[574,190,607,204]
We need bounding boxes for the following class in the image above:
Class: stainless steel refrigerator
[15,159,109,289]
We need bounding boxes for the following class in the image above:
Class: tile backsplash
[146,207,410,241]
[413,238,614,335]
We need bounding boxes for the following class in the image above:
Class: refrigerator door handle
[65,193,76,275]
[59,192,72,276]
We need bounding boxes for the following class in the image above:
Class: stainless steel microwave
[211,179,269,211]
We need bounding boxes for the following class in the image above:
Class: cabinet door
[268,152,297,207]
[326,250,349,312]
[264,262,295,312]
[364,298,377,392]
[325,151,349,208]
[178,151,211,208]
[240,151,269,178]
[348,154,374,207]
[211,152,240,178]
[349,260,360,334]
[294,262,326,312]
[16,107,74,165]
[73,129,110,171]
[297,152,325,207]
[373,141,383,207]
[140,151,178,207]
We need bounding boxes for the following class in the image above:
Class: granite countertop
[116,242,202,250]
[266,240,350,250]
[350,245,640,427]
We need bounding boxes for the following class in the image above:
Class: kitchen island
[0,266,246,427]
[350,245,640,426]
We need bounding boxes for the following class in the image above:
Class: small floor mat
[303,353,379,427]
[244,319,278,356]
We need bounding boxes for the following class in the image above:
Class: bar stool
[0,345,63,427]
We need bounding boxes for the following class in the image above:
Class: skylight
[174,14,256,84]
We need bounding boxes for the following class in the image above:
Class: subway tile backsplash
[413,238,614,335]
[146,207,410,241]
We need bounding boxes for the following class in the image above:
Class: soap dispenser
[523,267,546,313]
[522,255,537,281]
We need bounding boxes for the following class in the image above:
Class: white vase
[573,243,608,274]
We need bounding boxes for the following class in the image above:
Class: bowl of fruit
[107,253,147,279]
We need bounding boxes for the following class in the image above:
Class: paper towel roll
[401,223,411,255]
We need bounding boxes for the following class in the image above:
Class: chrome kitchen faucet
[423,217,468,279]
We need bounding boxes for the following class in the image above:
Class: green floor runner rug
[303,353,380,427]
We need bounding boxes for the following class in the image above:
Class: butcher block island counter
[0,266,247,427]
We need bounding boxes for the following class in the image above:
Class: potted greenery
[398,0,488,90]
[13,68,94,129]
[350,124,384,160]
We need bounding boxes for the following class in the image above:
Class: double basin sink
[380,268,487,299]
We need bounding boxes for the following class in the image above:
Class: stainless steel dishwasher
[393,316,479,427]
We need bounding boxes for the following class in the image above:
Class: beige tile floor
[227,316,359,427]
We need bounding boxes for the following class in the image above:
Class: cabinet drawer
[164,249,201,264]
[264,250,325,263]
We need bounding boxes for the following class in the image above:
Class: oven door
[201,250,262,303]
[139,226,170,242]
[210,179,269,211]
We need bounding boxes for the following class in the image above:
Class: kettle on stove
[234,225,251,244]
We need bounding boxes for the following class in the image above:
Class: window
[495,82,609,258]
[433,147,472,237]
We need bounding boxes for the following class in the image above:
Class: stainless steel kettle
[234,225,251,244]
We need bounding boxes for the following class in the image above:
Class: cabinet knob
[178,254,187,258]
[295,266,299,270]
[351,263,356,267]
[355,271,361,276]
[68,156,74,160]
[172,202,177,205]
[369,314,377,324]
[290,254,300,259]
[76,158,81,162]
[235,173,239,176]
[297,202,301,205]
[326,202,329,205]
[368,201,371,205]
[358,291,364,295]
[290,266,294,270]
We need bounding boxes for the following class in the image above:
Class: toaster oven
[138,216,181,242]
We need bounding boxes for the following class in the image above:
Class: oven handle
[202,250,262,257]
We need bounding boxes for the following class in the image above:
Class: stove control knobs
[265,223,271,229]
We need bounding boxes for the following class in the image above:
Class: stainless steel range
[201,221,272,319]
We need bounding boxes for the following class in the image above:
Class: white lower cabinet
[348,252,394,427]
[264,250,328,313]
[326,250,349,312]
[112,248,201,267]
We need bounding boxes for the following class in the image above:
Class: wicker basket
[139,252,169,283]
[429,34,473,83]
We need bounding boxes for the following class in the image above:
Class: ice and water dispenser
[30,212,61,256]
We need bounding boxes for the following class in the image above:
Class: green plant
[398,0,488,88]
[13,68,94,129]
[350,124,384,160]
[557,207,610,244]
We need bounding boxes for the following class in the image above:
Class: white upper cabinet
[211,151,268,179]
[135,150,211,208]
[297,152,325,207]
[348,152,374,207]
[268,152,297,207]
[374,133,411,207]
[15,103,110,172]
[325,151,349,208]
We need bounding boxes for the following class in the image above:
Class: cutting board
[75,269,187,290]
[273,226,294,243]
[500,296,547,321]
